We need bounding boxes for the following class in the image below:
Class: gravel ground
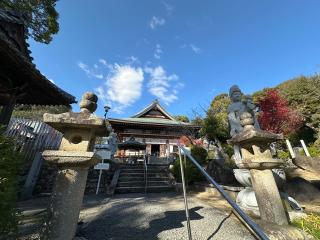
[76,192,256,240]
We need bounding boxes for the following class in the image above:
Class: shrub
[307,146,320,157]
[222,144,234,158]
[0,130,21,236]
[191,145,208,164]
[172,146,207,184]
[207,150,216,160]
[292,213,320,239]
[278,150,290,160]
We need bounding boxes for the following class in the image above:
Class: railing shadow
[206,211,233,240]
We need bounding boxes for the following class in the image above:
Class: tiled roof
[0,9,76,105]
[109,117,199,128]
[131,99,176,120]
[0,10,24,24]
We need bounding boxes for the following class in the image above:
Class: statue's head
[244,94,255,110]
[229,85,242,102]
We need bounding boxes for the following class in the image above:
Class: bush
[222,144,234,158]
[207,150,216,160]
[0,131,21,236]
[292,213,320,239]
[307,146,320,157]
[191,145,208,164]
[278,150,290,160]
[172,146,207,184]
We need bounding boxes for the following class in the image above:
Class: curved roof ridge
[131,99,175,120]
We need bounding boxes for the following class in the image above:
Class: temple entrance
[151,144,160,156]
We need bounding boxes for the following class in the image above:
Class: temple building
[109,100,200,160]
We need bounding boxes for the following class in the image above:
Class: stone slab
[43,112,106,136]
[229,129,283,148]
[42,150,101,167]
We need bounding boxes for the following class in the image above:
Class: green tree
[277,75,320,131]
[201,94,230,142]
[172,145,207,184]
[200,94,231,161]
[12,105,70,120]
[0,0,59,44]
[174,115,190,123]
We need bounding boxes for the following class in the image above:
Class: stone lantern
[40,92,109,240]
[229,112,289,225]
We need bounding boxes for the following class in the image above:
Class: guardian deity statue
[107,129,118,157]
[227,85,260,137]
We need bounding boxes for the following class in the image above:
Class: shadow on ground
[76,194,204,240]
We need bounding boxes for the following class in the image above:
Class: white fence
[5,117,62,198]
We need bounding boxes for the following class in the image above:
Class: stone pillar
[229,112,289,225]
[40,92,109,240]
[250,169,288,225]
[41,152,101,240]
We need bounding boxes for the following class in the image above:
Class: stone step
[119,165,169,170]
[118,176,144,182]
[115,185,174,194]
[121,168,166,173]
[118,176,169,182]
[120,167,144,170]
[147,181,171,186]
[120,173,144,177]
[120,173,168,178]
[117,182,145,187]
[121,169,145,173]
[117,181,170,187]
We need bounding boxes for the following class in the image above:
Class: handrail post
[144,156,148,194]
[179,147,192,240]
[177,143,269,240]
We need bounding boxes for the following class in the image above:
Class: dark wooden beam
[0,94,16,126]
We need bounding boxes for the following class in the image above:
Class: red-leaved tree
[258,89,304,136]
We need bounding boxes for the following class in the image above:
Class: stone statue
[242,94,260,130]
[227,85,247,137]
[107,129,118,157]
[228,85,302,223]
[79,92,98,114]
[227,85,260,137]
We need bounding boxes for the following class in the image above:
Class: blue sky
[29,0,320,119]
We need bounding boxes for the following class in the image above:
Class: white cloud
[98,58,114,70]
[79,56,183,113]
[127,56,139,64]
[48,78,55,84]
[163,1,173,15]
[78,61,103,79]
[154,44,163,59]
[96,64,144,113]
[145,66,182,105]
[190,44,201,54]
[149,16,165,30]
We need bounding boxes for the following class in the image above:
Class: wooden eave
[108,118,200,130]
[0,10,76,106]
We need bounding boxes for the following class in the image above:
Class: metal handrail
[177,143,269,240]
[178,148,193,240]
[144,155,148,193]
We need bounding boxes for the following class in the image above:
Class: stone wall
[33,162,115,195]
